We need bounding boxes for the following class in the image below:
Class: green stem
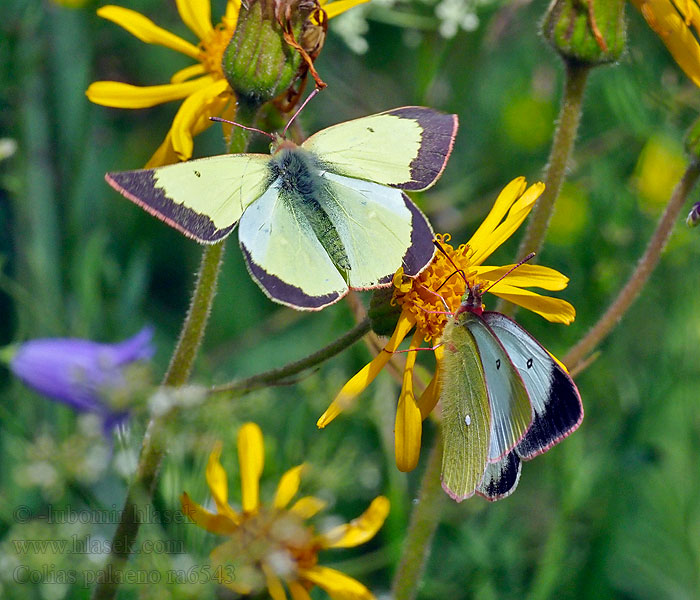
[91,111,258,600]
[90,243,226,600]
[564,160,700,372]
[164,243,226,385]
[393,431,445,600]
[211,318,371,395]
[499,61,590,314]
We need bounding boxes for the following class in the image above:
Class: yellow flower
[86,0,368,167]
[318,177,576,472]
[631,0,700,87]
[181,423,390,599]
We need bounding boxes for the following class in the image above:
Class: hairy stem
[499,61,590,314]
[564,160,700,372]
[211,318,371,395]
[393,431,445,600]
[91,114,256,600]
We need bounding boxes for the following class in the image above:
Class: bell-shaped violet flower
[9,327,154,429]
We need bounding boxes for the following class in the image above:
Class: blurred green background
[2,0,700,598]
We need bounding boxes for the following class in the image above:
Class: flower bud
[542,0,626,65]
[222,0,319,109]
[369,287,402,337]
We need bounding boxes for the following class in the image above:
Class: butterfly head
[455,281,484,317]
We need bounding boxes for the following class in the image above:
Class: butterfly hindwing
[302,107,458,191]
[319,172,435,285]
[239,180,348,310]
[482,312,583,459]
[440,320,491,501]
[464,314,533,462]
[476,451,522,501]
[105,154,271,243]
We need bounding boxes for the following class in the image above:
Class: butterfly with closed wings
[439,254,584,502]
[105,106,458,310]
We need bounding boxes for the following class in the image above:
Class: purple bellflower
[9,327,155,430]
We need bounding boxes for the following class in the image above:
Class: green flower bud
[222,0,316,109]
[369,287,402,337]
[543,0,626,65]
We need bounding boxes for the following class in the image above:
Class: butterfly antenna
[482,252,536,294]
[283,88,320,138]
[209,117,275,140]
[433,239,473,295]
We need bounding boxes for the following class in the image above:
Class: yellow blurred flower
[86,0,368,167]
[631,0,700,87]
[181,423,389,599]
[318,178,576,472]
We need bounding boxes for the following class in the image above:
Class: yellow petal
[225,0,242,25]
[180,492,238,534]
[146,90,229,166]
[395,330,423,472]
[488,283,576,324]
[466,177,527,256]
[299,566,375,600]
[416,352,442,420]
[170,78,230,160]
[171,63,207,84]
[205,442,241,523]
[175,0,214,41]
[474,263,569,291]
[289,581,313,600]
[175,0,213,41]
[274,464,306,509]
[469,182,545,266]
[238,422,265,513]
[291,496,328,519]
[320,496,390,548]
[324,0,370,19]
[85,77,213,109]
[632,0,700,87]
[262,563,288,600]
[317,314,415,428]
[145,130,181,168]
[97,5,201,59]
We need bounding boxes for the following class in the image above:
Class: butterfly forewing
[105,154,271,243]
[440,320,491,501]
[464,314,533,462]
[482,312,583,459]
[302,107,458,191]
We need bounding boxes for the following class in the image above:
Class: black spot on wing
[516,366,583,460]
[384,107,458,191]
[240,243,343,310]
[477,452,522,501]
[106,170,234,243]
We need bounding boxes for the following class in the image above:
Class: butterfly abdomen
[270,147,352,274]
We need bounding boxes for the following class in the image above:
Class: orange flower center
[392,234,483,341]
[217,507,321,587]
[199,21,237,78]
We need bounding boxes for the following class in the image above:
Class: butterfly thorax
[267,140,353,275]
